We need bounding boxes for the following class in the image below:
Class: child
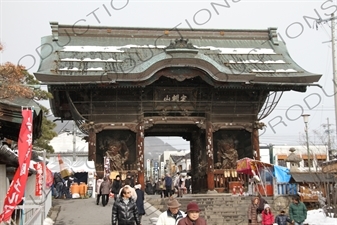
[275,210,292,225]
[261,204,274,225]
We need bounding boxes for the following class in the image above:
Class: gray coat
[100,180,111,195]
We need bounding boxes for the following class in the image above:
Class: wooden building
[35,22,321,193]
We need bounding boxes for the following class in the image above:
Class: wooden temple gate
[35,22,320,193]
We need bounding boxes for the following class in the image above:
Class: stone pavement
[48,195,162,225]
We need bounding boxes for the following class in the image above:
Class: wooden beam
[206,122,215,191]
[136,123,145,190]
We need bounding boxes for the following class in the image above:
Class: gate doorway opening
[144,136,190,195]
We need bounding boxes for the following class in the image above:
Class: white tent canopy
[47,156,95,173]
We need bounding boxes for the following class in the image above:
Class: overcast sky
[1,0,336,148]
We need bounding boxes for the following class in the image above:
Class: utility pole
[316,13,337,147]
[331,14,337,141]
[323,118,332,161]
[73,121,77,162]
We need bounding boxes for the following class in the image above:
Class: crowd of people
[52,172,77,199]
[247,195,307,225]
[155,173,192,198]
[54,170,308,225]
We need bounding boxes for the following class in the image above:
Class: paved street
[48,195,162,225]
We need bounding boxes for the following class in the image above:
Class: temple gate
[35,23,321,193]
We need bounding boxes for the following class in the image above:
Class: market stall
[47,156,96,198]
[236,158,275,196]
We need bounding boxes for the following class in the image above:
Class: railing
[275,183,298,196]
[9,199,47,225]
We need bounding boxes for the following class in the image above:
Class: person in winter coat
[261,204,274,225]
[164,174,173,198]
[156,198,185,225]
[111,175,122,201]
[111,186,140,225]
[157,178,165,198]
[124,172,135,187]
[289,196,307,225]
[177,202,207,225]
[178,176,186,198]
[100,176,111,207]
[247,196,260,225]
[134,184,146,224]
[274,210,292,225]
[96,177,104,205]
[257,194,268,214]
[118,184,137,201]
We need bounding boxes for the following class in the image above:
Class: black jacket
[135,189,145,215]
[111,197,140,225]
[111,179,122,195]
[275,214,292,225]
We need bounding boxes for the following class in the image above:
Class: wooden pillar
[252,128,260,160]
[136,123,145,190]
[88,127,96,163]
[206,122,215,191]
[0,165,7,211]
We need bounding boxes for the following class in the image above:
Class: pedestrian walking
[111,186,140,225]
[289,196,307,225]
[274,210,292,225]
[247,196,260,225]
[164,173,173,198]
[178,176,186,198]
[135,184,146,224]
[257,194,268,214]
[118,184,137,201]
[100,177,111,207]
[261,204,274,225]
[185,177,191,194]
[96,177,103,205]
[177,201,207,225]
[156,197,185,225]
[124,171,135,187]
[111,175,122,201]
[173,173,180,196]
[158,178,166,198]
[53,172,63,199]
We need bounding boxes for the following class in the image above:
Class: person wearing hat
[261,204,274,225]
[177,202,207,225]
[156,198,185,225]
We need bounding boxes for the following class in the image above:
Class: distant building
[260,145,327,171]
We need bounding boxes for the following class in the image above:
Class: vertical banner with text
[0,109,33,223]
[34,162,54,196]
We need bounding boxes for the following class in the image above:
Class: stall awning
[291,172,335,183]
[237,157,273,175]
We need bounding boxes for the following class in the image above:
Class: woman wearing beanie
[261,204,274,225]
[177,202,207,225]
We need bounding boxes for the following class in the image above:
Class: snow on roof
[251,69,297,73]
[60,58,123,62]
[196,46,276,54]
[62,45,166,52]
[228,59,286,64]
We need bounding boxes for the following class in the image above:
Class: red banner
[0,109,33,222]
[34,163,43,196]
[34,162,54,196]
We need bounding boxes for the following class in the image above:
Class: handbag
[257,213,262,223]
